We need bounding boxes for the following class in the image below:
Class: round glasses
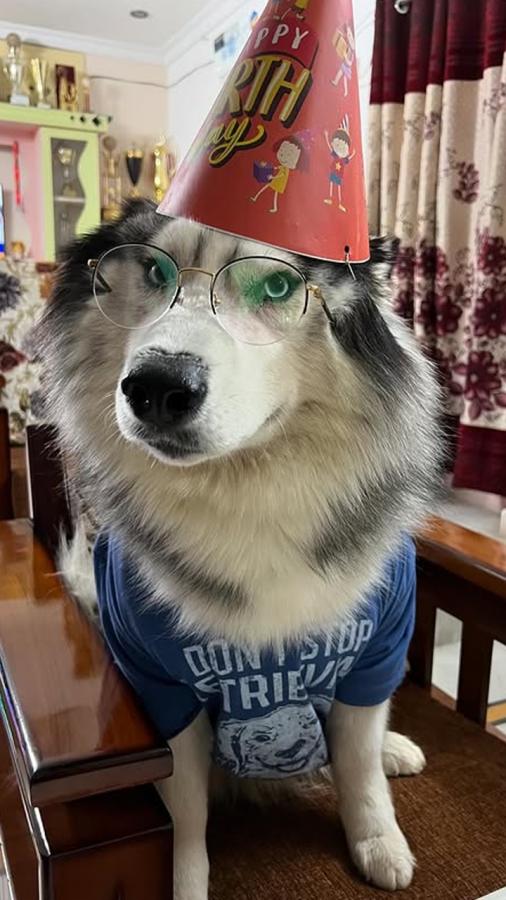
[88,243,323,345]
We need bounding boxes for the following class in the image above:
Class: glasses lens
[213,258,306,344]
[93,244,179,329]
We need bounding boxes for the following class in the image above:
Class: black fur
[109,490,248,610]
[50,199,162,314]
[329,286,410,400]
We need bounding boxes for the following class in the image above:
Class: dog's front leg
[158,710,212,900]
[328,700,415,891]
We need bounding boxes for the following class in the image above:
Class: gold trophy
[81,75,92,114]
[102,136,122,222]
[125,146,144,198]
[30,58,51,109]
[56,66,79,112]
[153,137,177,204]
[57,146,78,198]
[153,137,169,204]
[2,33,29,106]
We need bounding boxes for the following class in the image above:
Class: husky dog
[40,199,442,897]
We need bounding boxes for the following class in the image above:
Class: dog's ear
[119,197,157,219]
[368,235,400,278]
[313,235,409,400]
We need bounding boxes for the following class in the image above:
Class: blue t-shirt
[94,534,415,779]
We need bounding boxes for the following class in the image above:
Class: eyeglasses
[87,242,329,345]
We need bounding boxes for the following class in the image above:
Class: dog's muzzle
[121,352,208,429]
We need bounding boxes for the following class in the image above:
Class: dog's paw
[351,827,415,891]
[383,731,426,777]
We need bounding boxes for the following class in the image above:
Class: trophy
[153,137,169,204]
[125,146,144,198]
[102,136,122,221]
[2,33,29,106]
[152,137,178,204]
[56,65,79,112]
[81,75,92,114]
[57,146,78,198]
[30,58,51,109]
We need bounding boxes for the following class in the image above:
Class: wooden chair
[1,422,505,900]
[413,519,506,730]
[0,410,13,521]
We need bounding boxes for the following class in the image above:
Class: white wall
[88,54,169,197]
[167,0,258,161]
[167,0,377,168]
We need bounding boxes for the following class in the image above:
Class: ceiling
[0,0,212,53]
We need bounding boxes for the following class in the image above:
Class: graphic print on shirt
[215,704,328,776]
[180,615,374,777]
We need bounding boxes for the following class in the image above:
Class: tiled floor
[441,495,505,541]
[433,618,506,736]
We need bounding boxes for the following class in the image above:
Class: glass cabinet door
[51,137,86,256]
[40,127,101,261]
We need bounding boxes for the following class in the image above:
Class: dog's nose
[121,354,208,427]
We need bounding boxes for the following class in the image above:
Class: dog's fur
[39,199,442,896]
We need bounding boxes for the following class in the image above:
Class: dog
[39,198,442,897]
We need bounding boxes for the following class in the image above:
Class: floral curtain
[0,260,45,444]
[368,0,506,495]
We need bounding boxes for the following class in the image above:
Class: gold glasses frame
[87,242,332,338]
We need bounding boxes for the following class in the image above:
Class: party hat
[158,0,369,263]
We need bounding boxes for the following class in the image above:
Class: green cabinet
[0,102,109,261]
[39,126,101,260]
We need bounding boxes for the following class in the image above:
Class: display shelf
[0,102,110,133]
[54,196,86,205]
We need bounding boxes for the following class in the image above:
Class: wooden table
[0,520,174,900]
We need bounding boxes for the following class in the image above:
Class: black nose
[121,353,208,428]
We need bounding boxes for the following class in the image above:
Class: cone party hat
[158,0,369,264]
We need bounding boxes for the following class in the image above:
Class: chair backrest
[412,517,506,732]
[0,409,13,520]
[25,424,73,557]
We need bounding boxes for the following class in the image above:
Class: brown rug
[208,682,506,900]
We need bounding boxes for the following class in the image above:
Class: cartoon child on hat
[331,24,356,97]
[324,116,355,211]
[271,0,311,20]
[251,132,310,214]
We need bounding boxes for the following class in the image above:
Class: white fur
[158,712,212,900]
[383,730,426,777]
[57,517,97,616]
[328,701,415,891]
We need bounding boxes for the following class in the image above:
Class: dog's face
[48,200,396,468]
[109,218,316,465]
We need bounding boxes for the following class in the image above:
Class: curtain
[368,0,506,495]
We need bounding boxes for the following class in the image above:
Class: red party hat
[158,0,369,264]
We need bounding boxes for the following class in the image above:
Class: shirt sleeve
[95,536,202,740]
[334,538,416,707]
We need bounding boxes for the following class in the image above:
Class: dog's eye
[254,733,271,743]
[143,254,178,291]
[263,272,293,302]
[240,270,298,308]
